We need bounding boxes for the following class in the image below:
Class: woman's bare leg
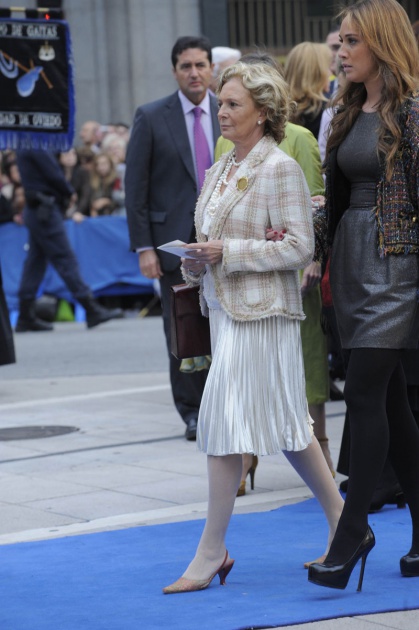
[310,402,336,477]
[181,453,242,580]
[283,437,344,558]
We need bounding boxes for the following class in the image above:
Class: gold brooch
[236,176,248,192]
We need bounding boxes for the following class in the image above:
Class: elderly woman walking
[162,61,343,594]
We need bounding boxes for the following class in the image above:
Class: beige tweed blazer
[186,135,314,322]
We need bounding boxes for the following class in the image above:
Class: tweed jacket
[314,92,419,263]
[184,135,314,322]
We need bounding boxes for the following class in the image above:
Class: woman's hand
[71,211,85,223]
[184,240,224,265]
[266,227,287,241]
[300,261,321,297]
[181,258,206,275]
[311,195,325,212]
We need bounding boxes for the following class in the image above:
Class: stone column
[64,0,202,134]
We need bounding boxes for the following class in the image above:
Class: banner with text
[0,18,75,150]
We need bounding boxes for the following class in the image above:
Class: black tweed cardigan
[314,92,419,263]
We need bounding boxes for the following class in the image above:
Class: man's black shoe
[78,296,123,329]
[16,299,54,332]
[185,418,197,441]
[15,317,53,332]
[86,305,123,329]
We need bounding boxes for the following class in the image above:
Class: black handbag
[170,283,211,359]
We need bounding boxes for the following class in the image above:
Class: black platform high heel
[400,553,419,577]
[308,526,375,591]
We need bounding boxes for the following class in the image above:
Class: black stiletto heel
[308,526,375,591]
[248,456,257,490]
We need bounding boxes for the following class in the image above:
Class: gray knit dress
[330,111,419,349]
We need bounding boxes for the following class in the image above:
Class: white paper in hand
[157,240,199,259]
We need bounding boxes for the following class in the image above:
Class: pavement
[0,314,417,630]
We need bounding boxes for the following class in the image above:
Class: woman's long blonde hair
[327,0,419,179]
[284,42,331,122]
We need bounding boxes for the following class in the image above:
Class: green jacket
[214,122,324,197]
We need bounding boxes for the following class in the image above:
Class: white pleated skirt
[197,308,313,456]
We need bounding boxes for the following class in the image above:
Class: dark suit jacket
[125,91,220,272]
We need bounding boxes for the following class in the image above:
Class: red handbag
[170,284,211,359]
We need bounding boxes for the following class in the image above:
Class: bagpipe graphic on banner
[0,18,75,150]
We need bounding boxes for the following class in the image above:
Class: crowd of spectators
[0,152,25,225]
[0,120,130,223]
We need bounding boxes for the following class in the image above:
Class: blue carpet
[1,499,418,630]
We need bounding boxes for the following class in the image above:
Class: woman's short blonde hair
[217,61,292,144]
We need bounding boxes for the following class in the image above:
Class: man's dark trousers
[18,204,91,302]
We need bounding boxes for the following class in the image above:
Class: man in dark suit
[125,35,220,441]
[15,150,122,332]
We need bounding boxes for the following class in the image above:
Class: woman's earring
[257,120,262,125]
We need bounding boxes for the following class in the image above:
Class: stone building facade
[1,0,417,136]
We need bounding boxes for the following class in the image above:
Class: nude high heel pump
[162,550,235,594]
[237,455,258,497]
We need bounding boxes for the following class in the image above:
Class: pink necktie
[193,107,212,190]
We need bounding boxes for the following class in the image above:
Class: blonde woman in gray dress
[163,62,343,594]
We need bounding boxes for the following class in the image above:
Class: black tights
[327,348,419,564]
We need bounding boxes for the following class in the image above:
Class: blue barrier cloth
[0,216,154,311]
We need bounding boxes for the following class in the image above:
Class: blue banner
[0,18,75,150]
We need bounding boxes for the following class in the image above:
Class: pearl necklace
[206,152,246,217]
[232,152,246,167]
